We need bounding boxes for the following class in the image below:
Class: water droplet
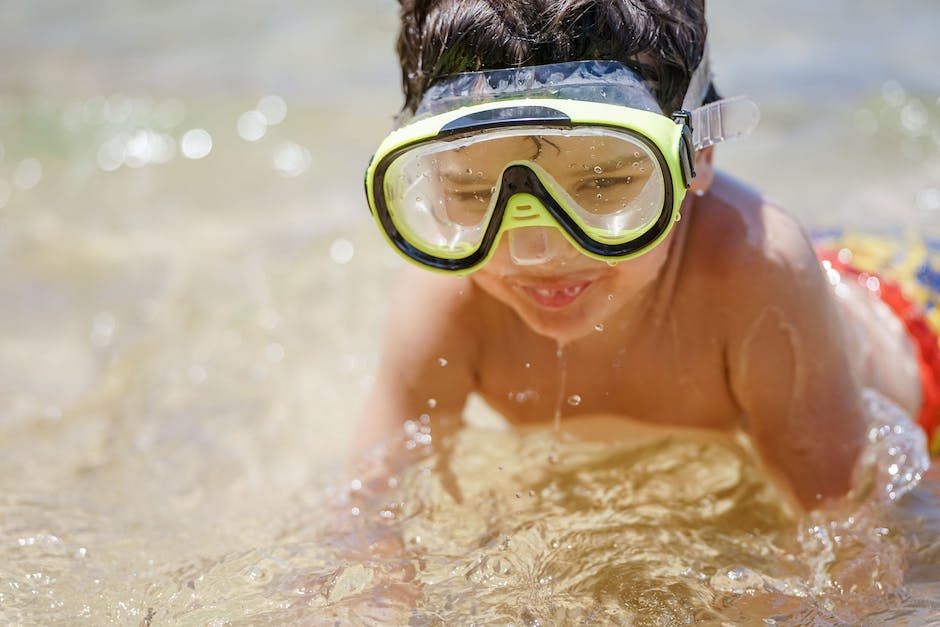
[272,141,311,177]
[882,80,906,107]
[567,394,582,406]
[593,165,603,174]
[607,293,614,301]
[180,128,212,159]
[594,324,604,332]
[437,357,448,367]
[237,110,267,141]
[427,398,437,409]
[329,238,354,264]
[257,94,287,125]
[606,260,618,267]
[524,362,531,368]
[675,211,683,221]
[916,187,940,212]
[13,158,42,190]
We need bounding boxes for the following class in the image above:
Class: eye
[575,176,635,193]
[587,176,633,190]
[441,187,495,226]
[445,188,492,202]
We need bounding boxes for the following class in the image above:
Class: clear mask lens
[382,125,666,258]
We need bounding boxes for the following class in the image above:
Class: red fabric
[819,250,940,449]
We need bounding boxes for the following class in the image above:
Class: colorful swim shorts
[815,233,940,455]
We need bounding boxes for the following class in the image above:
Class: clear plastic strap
[690,96,761,151]
[681,43,712,112]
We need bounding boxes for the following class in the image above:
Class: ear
[689,146,715,196]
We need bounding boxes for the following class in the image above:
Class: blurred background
[0,0,938,622]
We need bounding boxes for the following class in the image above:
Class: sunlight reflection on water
[1,0,939,623]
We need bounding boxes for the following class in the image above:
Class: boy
[355,0,931,512]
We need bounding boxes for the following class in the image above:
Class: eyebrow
[437,150,653,184]
[439,169,487,185]
[584,154,653,173]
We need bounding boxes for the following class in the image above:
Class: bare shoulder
[682,171,821,305]
[679,174,868,508]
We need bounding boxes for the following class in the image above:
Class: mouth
[518,280,594,309]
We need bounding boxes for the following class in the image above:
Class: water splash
[272,388,934,625]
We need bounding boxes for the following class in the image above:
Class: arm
[351,266,480,479]
[724,205,868,512]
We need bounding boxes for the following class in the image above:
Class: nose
[508,226,571,266]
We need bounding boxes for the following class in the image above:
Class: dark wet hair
[396,0,718,115]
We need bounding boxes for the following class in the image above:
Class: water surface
[1,0,939,623]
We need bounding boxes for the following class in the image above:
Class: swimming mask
[365,58,759,274]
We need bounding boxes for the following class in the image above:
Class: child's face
[442,132,691,344]
[469,225,673,343]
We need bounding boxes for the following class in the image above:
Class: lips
[519,280,593,308]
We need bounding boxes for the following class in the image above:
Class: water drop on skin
[594,324,605,332]
[438,357,448,367]
[427,398,437,409]
[674,212,682,222]
[567,394,582,406]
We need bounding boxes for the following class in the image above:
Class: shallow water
[1,0,940,623]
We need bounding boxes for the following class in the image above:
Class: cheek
[469,267,514,306]
[606,239,671,293]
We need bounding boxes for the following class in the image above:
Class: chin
[474,272,612,344]
[519,309,598,345]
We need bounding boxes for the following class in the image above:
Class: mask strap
[690,97,761,151]
[681,43,713,112]
[680,42,762,151]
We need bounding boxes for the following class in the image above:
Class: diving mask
[365,58,759,274]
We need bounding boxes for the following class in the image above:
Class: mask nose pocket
[508,226,561,265]
[503,190,568,266]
